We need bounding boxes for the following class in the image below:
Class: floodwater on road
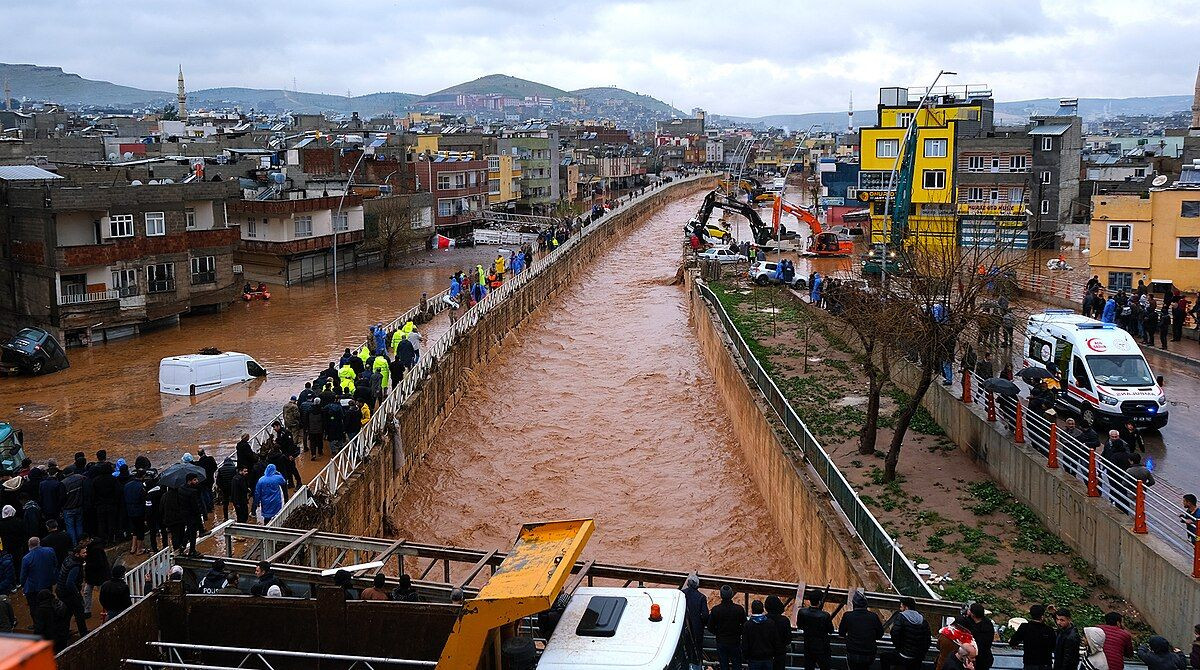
[391,193,796,579]
[0,246,497,467]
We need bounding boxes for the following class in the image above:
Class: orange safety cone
[1048,422,1059,469]
[1014,401,1025,444]
[1133,480,1148,534]
[1087,449,1100,497]
[986,390,996,422]
[961,369,973,404]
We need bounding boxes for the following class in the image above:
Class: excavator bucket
[436,519,595,670]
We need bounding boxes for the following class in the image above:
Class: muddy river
[391,194,798,578]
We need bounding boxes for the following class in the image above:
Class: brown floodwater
[0,246,498,467]
[391,194,796,579]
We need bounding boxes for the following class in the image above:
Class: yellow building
[860,86,994,248]
[410,133,440,157]
[1089,184,1200,292]
[486,154,522,207]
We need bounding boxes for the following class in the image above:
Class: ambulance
[1024,309,1168,430]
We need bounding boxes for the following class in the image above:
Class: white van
[536,587,687,670]
[159,351,267,396]
[1024,310,1167,429]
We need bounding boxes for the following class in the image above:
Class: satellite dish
[107,152,118,161]
[1152,175,1168,187]
[163,178,175,184]
[130,180,143,186]
[122,152,134,160]
[148,180,160,185]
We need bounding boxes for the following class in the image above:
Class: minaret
[177,65,187,119]
[3,77,11,111]
[847,91,854,133]
[1191,62,1200,130]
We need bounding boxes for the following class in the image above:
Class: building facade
[1029,111,1083,247]
[955,129,1033,249]
[499,123,561,212]
[230,195,366,286]
[486,153,522,209]
[410,155,488,230]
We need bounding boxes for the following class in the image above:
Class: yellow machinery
[436,519,595,670]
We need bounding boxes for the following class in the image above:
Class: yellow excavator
[716,176,765,201]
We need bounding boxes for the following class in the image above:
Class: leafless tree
[367,195,423,268]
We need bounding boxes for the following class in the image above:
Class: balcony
[238,229,364,256]
[58,289,119,306]
[56,228,240,269]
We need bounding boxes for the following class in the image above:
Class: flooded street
[0,246,497,466]
[392,194,795,579]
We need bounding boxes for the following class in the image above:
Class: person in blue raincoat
[810,273,823,304]
[252,464,287,523]
[371,324,386,355]
[1101,296,1117,324]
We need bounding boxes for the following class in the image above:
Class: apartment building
[956,128,1034,249]
[1029,108,1083,246]
[410,154,488,230]
[0,166,241,344]
[486,153,522,209]
[230,194,365,285]
[499,123,561,213]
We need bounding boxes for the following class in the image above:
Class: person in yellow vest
[339,375,355,395]
[476,264,486,286]
[389,322,412,358]
[356,346,370,366]
[494,254,506,281]
[338,363,355,388]
[372,354,389,396]
[359,401,371,427]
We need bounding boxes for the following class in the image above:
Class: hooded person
[1083,627,1109,670]
[838,590,885,670]
[708,585,748,670]
[681,575,709,663]
[882,597,932,670]
[763,595,793,670]
[371,354,390,394]
[201,558,230,594]
[251,464,287,523]
[1136,636,1186,670]
[266,584,283,598]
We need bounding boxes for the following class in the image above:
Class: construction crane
[687,189,798,247]
[772,196,853,257]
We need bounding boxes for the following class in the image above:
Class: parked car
[0,327,70,375]
[748,261,808,289]
[0,423,26,477]
[697,247,744,264]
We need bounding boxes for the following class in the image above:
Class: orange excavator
[772,196,854,257]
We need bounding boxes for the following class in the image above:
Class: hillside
[0,63,169,107]
[191,88,419,115]
[424,74,567,99]
[570,86,685,117]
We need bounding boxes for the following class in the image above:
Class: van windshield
[1087,355,1154,387]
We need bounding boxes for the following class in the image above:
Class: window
[923,138,947,158]
[967,156,985,171]
[111,268,137,296]
[876,139,899,158]
[1040,171,1052,184]
[1010,188,1023,203]
[1042,136,1054,151]
[1072,357,1092,392]
[989,189,999,203]
[1107,272,1133,294]
[410,208,433,229]
[1028,336,1054,364]
[488,179,501,195]
[438,199,454,217]
[487,156,500,171]
[896,113,913,128]
[468,171,477,187]
[1179,236,1200,259]
[294,215,312,237]
[109,214,134,238]
[1040,199,1051,215]
[966,187,984,202]
[1107,224,1132,250]
[437,174,452,190]
[145,212,165,236]
[332,213,349,232]
[246,218,257,238]
[1182,201,1200,218]
[190,255,216,285]
[991,156,1000,170]
[922,169,945,190]
[454,172,467,189]
[185,208,196,230]
[1010,155,1028,171]
[1133,168,1146,179]
[146,263,175,293]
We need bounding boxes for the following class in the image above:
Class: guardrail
[58,289,120,305]
[959,368,1193,557]
[125,547,173,601]
[695,280,936,598]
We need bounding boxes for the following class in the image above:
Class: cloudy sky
[6,0,1198,117]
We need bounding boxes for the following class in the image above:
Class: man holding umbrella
[158,456,208,555]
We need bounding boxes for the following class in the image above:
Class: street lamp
[332,147,369,292]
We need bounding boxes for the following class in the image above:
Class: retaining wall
[687,274,891,592]
[311,177,717,539]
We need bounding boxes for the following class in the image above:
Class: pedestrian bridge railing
[695,280,937,599]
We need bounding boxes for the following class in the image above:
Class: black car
[1,327,70,375]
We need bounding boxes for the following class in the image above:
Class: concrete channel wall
[687,273,892,592]
[791,293,1200,645]
[308,176,719,540]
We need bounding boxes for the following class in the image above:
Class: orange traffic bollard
[1194,540,1200,578]
[986,390,996,422]
[961,370,973,404]
[1133,480,1148,534]
[1087,449,1100,497]
[1048,422,1059,469]
[1014,401,1025,444]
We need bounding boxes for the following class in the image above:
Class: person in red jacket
[1097,611,1134,670]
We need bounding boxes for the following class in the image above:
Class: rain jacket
[477,265,486,285]
[1102,298,1117,324]
[356,346,370,365]
[494,256,506,274]
[252,464,286,520]
[338,364,356,385]
[372,355,389,391]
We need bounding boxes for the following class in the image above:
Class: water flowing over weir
[391,193,795,580]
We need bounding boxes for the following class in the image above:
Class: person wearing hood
[1136,636,1186,670]
[682,575,708,664]
[31,589,69,651]
[882,597,932,670]
[200,558,231,594]
[98,565,132,619]
[339,348,354,367]
[477,264,486,287]
[250,560,282,596]
[372,324,387,356]
[60,462,87,544]
[742,599,781,670]
[372,354,390,397]
[1083,627,1110,670]
[0,505,24,568]
[396,334,417,378]
[797,592,834,670]
[252,464,286,523]
[763,595,792,670]
[708,585,747,670]
[1102,296,1118,324]
[838,590,884,670]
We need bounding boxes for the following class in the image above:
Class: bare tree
[366,195,423,268]
[826,283,903,455]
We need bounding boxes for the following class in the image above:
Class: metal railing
[58,289,120,305]
[125,547,173,601]
[960,368,1194,556]
[696,281,936,598]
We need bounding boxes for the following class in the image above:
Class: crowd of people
[682,581,1192,670]
[1083,276,1197,350]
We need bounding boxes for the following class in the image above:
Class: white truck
[1024,310,1167,430]
[537,587,688,670]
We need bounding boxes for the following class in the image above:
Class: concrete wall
[306,177,718,540]
[687,275,891,591]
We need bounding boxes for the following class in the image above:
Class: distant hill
[424,74,567,100]
[190,88,419,115]
[0,63,169,107]
[570,86,685,117]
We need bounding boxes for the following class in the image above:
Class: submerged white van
[536,587,688,670]
[1024,309,1167,429]
[159,351,267,396]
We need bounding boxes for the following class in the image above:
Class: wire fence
[696,280,937,599]
[960,369,1194,557]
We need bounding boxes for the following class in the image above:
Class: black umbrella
[158,462,206,489]
[981,378,1020,396]
[1017,367,1056,383]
